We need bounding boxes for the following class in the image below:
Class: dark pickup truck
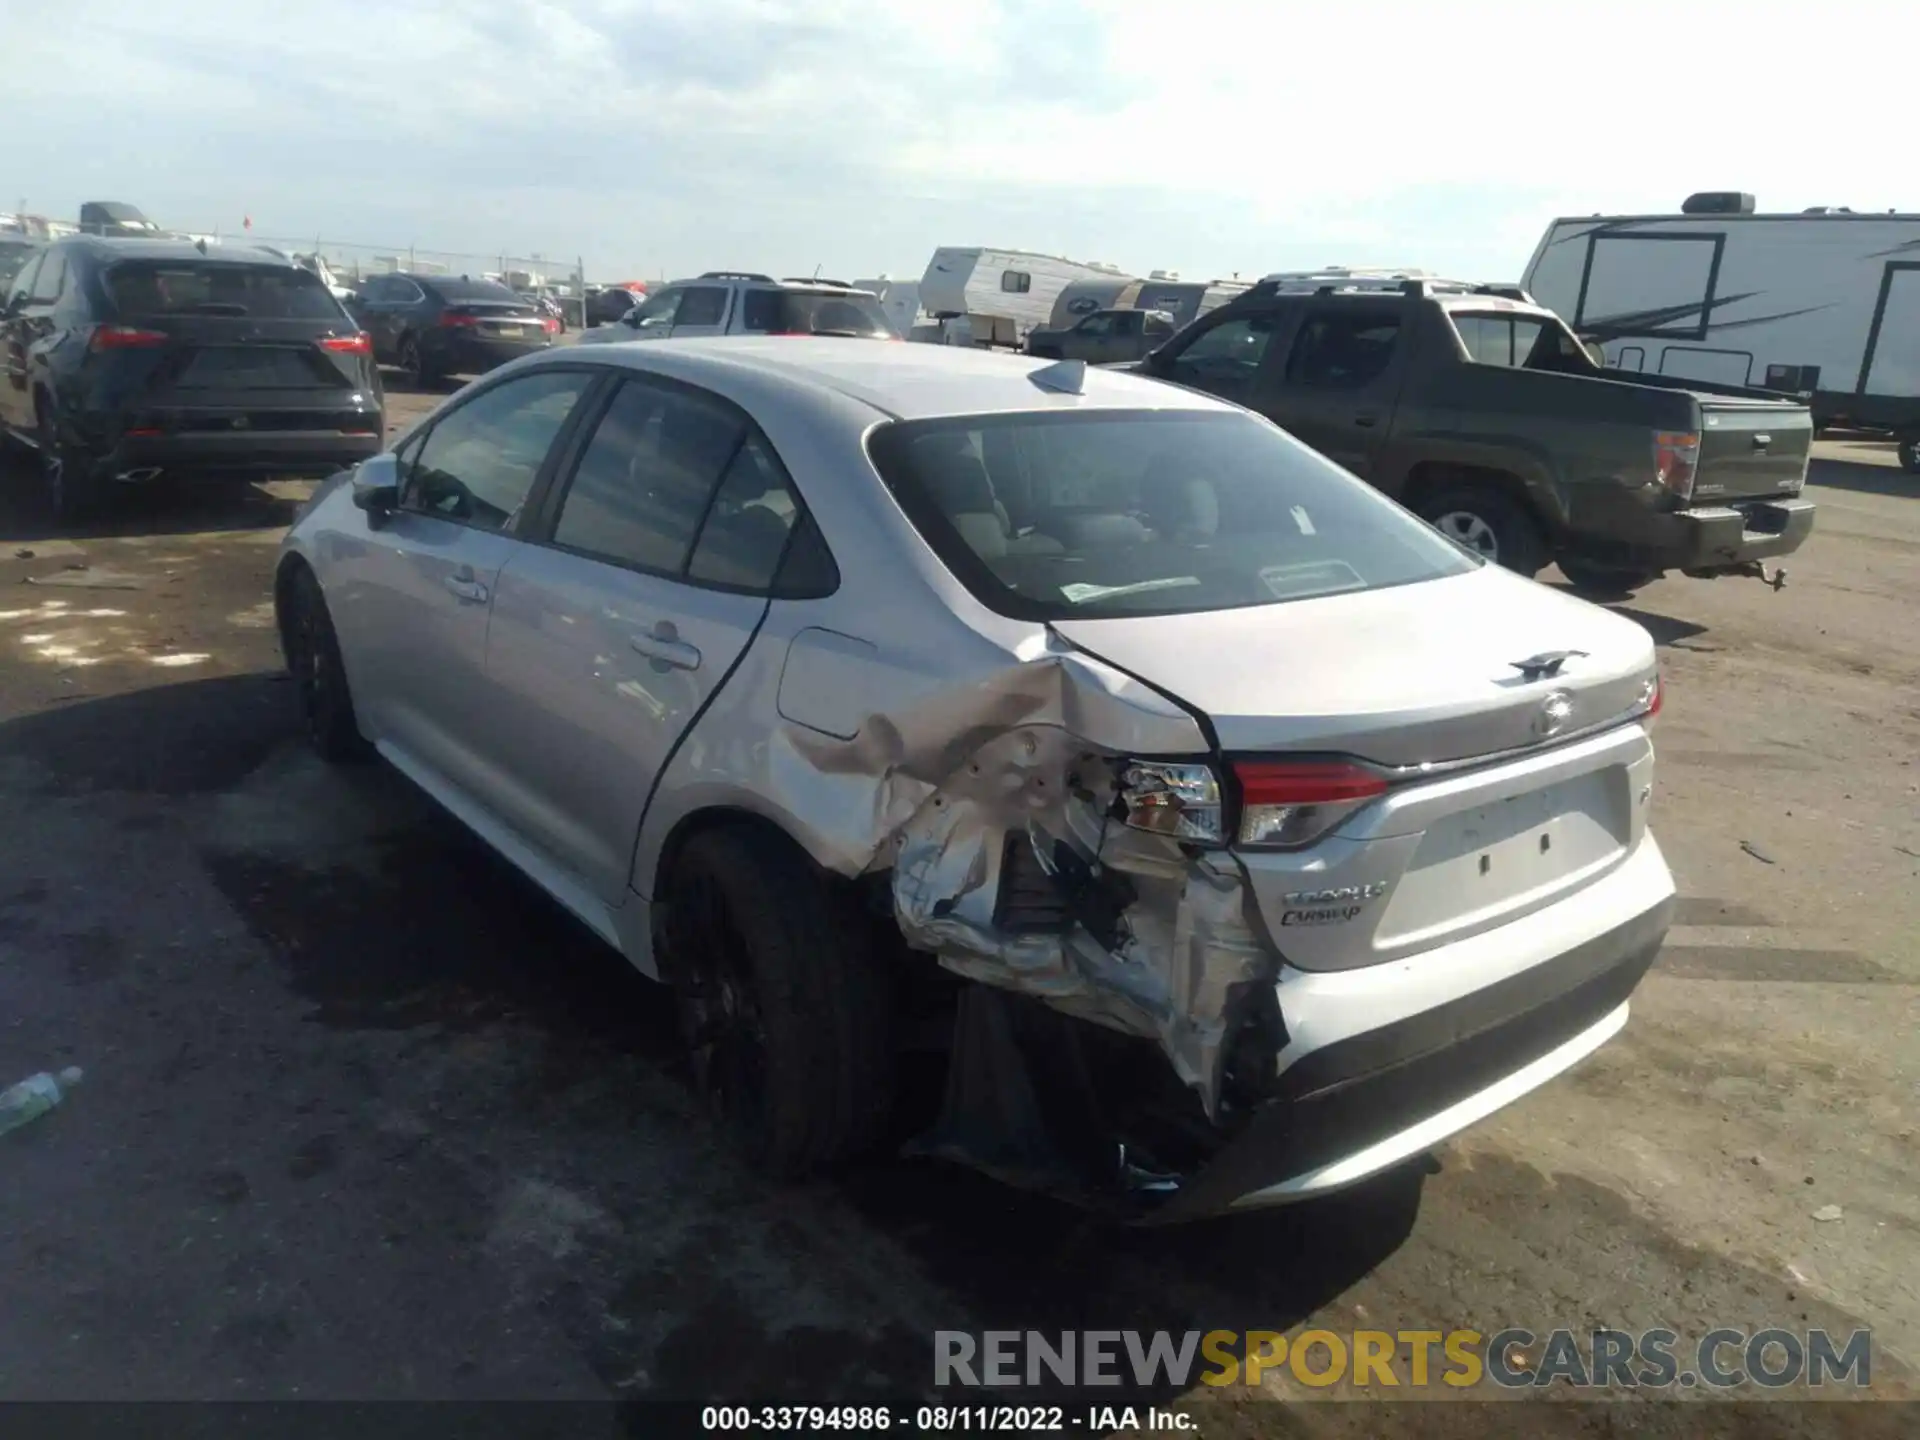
[1124,278,1816,592]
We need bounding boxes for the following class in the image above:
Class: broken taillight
[1117,761,1224,844]
[1655,431,1700,502]
[1233,760,1389,849]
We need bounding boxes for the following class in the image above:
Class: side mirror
[1584,341,1608,367]
[351,454,401,524]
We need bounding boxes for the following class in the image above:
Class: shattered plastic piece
[24,569,149,591]
[1813,1204,1843,1223]
[0,1066,83,1138]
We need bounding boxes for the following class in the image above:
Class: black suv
[2,238,383,522]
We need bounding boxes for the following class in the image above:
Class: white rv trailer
[916,247,1122,346]
[1522,198,1920,440]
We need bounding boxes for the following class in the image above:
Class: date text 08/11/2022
[700,1405,1194,1432]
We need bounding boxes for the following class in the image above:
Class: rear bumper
[1563,487,1816,571]
[1147,834,1674,1222]
[102,429,382,480]
[1668,497,1816,569]
[420,333,552,374]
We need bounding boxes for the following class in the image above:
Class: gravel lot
[0,379,1914,1433]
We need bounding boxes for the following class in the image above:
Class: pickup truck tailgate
[1692,401,1811,502]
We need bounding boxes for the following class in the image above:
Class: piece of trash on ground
[0,1066,84,1139]
[24,570,149,591]
[1739,840,1776,865]
[1813,1205,1844,1223]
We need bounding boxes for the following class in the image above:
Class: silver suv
[579,272,895,344]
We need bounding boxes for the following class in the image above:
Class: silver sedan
[275,339,1675,1221]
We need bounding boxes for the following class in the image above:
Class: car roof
[558,336,1237,422]
[55,236,303,269]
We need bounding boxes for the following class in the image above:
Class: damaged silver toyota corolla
[275,338,1675,1222]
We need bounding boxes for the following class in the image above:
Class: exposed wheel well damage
[271,554,311,664]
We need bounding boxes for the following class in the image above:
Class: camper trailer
[852,276,923,337]
[916,247,1122,347]
[1523,195,1920,456]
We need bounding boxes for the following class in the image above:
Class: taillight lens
[318,332,372,354]
[541,316,560,334]
[1638,673,1662,726]
[1115,757,1391,849]
[1117,762,1224,844]
[439,312,477,328]
[90,325,168,351]
[1233,760,1388,849]
[1654,431,1700,501]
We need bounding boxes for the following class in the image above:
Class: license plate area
[1375,771,1627,947]
[174,347,328,389]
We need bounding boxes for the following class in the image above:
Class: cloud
[0,0,1902,284]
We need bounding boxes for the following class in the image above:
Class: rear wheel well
[1400,462,1551,533]
[648,810,856,977]
[272,553,312,663]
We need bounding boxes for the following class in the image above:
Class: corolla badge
[1534,689,1575,738]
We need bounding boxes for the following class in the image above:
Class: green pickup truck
[1124,277,1816,593]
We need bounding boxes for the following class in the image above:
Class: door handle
[630,623,702,671]
[443,569,489,604]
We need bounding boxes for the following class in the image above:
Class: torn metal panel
[887,718,1275,1121]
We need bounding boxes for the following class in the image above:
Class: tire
[1418,484,1548,578]
[1898,433,1920,474]
[661,826,895,1178]
[398,333,437,390]
[36,398,103,527]
[282,564,371,763]
[1555,556,1662,597]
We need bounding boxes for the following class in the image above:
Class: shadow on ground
[0,672,1431,1411]
[1809,455,1915,500]
[0,453,303,544]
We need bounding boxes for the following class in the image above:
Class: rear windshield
[869,410,1476,620]
[105,262,344,320]
[741,289,892,337]
[1447,310,1593,371]
[432,278,527,305]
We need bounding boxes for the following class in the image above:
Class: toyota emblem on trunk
[1534,690,1574,738]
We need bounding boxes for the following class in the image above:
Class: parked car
[1127,276,1816,594]
[1,237,382,522]
[585,285,646,328]
[0,237,41,291]
[275,338,1674,1221]
[579,273,893,344]
[1024,306,1177,364]
[347,273,557,387]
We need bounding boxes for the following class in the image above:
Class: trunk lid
[1689,397,1812,503]
[1055,565,1664,971]
[1052,565,1656,768]
[445,302,548,342]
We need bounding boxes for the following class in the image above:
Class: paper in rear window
[105,262,343,320]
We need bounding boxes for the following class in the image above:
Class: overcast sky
[2,0,1903,285]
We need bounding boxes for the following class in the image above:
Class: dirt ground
[0,385,1914,1435]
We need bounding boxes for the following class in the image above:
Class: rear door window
[739,289,890,336]
[402,369,595,532]
[550,379,747,573]
[104,262,343,320]
[29,252,66,304]
[1285,310,1401,388]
